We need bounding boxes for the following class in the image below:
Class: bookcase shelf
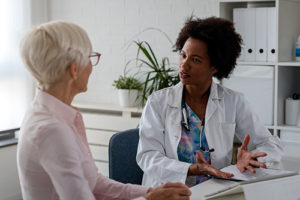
[237,61,275,66]
[278,62,300,67]
[277,125,300,132]
[219,0,300,143]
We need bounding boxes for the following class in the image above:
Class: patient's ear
[69,62,78,80]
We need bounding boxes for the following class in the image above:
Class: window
[0,0,34,131]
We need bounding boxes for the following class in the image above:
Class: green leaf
[123,31,180,106]
[112,75,142,90]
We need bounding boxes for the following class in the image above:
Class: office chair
[108,128,144,184]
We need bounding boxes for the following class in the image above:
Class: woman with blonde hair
[17,21,191,200]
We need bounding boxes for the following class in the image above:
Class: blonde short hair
[20,21,92,88]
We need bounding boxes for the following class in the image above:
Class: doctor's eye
[179,51,186,58]
[192,57,201,63]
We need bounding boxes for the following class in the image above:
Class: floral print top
[177,102,212,187]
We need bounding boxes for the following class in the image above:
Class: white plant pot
[117,89,139,107]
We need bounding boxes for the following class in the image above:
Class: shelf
[277,125,300,132]
[0,129,19,148]
[236,61,275,66]
[73,102,143,113]
[278,61,300,67]
[265,125,275,129]
[219,0,274,2]
[0,138,18,148]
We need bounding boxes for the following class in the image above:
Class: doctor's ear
[69,62,78,80]
[211,66,218,75]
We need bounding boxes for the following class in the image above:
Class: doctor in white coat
[136,17,283,187]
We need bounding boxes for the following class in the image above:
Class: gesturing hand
[146,182,191,200]
[188,151,234,179]
[237,134,267,173]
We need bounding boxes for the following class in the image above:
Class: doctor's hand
[145,182,191,200]
[237,134,267,173]
[188,151,234,179]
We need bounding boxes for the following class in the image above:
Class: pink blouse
[17,89,148,200]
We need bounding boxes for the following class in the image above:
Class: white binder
[233,8,246,61]
[267,7,276,62]
[244,8,256,61]
[255,8,267,62]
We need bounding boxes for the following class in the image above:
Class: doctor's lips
[180,71,190,79]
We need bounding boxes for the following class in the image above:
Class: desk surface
[190,178,238,200]
[190,175,300,200]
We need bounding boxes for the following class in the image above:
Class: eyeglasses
[89,52,101,66]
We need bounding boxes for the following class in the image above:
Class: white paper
[220,164,297,181]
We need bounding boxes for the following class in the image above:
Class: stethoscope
[181,98,215,153]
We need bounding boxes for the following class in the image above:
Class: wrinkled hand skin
[188,151,234,179]
[237,134,267,173]
[145,182,191,200]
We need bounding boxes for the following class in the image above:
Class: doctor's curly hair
[174,16,242,80]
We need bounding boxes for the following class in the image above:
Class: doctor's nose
[180,58,190,71]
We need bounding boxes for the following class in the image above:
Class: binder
[243,8,256,61]
[233,8,246,61]
[255,8,267,62]
[267,7,276,62]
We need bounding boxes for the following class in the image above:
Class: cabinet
[218,0,300,139]
[219,0,300,168]
[0,145,22,200]
[0,128,21,200]
[75,103,142,177]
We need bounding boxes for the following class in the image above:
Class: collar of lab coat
[167,81,224,109]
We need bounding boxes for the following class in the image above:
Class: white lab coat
[136,81,283,187]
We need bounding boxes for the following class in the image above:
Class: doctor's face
[179,37,217,86]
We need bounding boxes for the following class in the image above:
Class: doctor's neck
[184,81,212,101]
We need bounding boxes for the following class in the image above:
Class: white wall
[47,0,218,105]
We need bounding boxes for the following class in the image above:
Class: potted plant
[132,40,180,105]
[112,75,142,107]
[122,28,180,105]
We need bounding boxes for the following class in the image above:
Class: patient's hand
[237,134,267,173]
[188,151,234,179]
[146,182,191,200]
